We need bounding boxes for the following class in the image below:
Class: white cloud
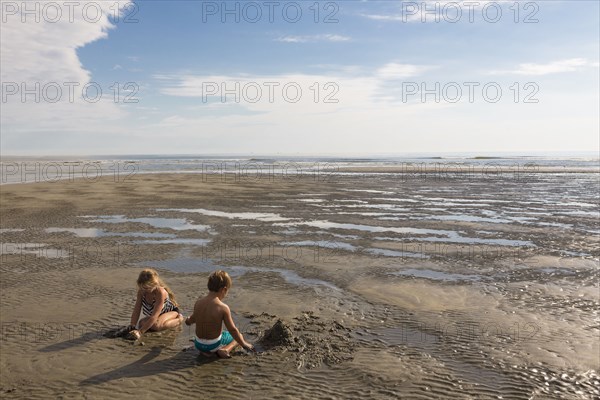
[140,58,596,154]
[143,64,457,153]
[376,63,435,79]
[275,34,351,43]
[489,58,599,75]
[360,13,405,22]
[154,62,437,104]
[361,1,512,23]
[1,1,132,135]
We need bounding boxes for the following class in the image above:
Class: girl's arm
[130,289,143,327]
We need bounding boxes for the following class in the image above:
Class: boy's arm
[185,303,196,325]
[223,305,254,351]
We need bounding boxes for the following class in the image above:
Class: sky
[1,0,598,156]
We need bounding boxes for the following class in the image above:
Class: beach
[0,166,598,399]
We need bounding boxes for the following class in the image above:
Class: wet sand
[0,171,598,399]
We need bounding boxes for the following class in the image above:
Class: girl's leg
[148,311,184,331]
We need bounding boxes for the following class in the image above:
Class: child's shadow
[38,332,98,353]
[79,346,218,386]
[40,325,184,353]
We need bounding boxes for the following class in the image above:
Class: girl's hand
[127,329,142,341]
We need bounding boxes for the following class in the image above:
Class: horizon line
[1,151,598,159]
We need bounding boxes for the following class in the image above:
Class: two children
[130,268,253,357]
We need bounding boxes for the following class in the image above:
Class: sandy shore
[1,172,598,399]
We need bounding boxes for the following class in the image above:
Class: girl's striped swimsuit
[141,294,179,316]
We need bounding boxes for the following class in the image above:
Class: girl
[128,269,184,340]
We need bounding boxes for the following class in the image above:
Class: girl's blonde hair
[137,268,178,307]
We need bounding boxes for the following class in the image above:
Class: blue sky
[1,0,598,155]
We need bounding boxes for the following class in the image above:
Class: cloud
[275,34,351,43]
[489,58,599,75]
[145,63,454,153]
[1,1,132,135]
[142,67,454,153]
[360,1,512,23]
[376,63,436,79]
[154,62,438,104]
[360,13,404,22]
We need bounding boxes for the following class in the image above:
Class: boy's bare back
[192,295,228,340]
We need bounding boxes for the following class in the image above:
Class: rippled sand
[1,171,598,399]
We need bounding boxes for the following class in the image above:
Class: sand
[0,171,598,399]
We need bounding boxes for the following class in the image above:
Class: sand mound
[256,312,356,369]
[259,319,295,347]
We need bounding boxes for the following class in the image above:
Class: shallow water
[280,240,357,252]
[376,233,535,247]
[275,220,456,236]
[140,256,339,290]
[365,247,429,259]
[85,215,211,231]
[132,238,212,245]
[157,208,289,222]
[45,227,176,238]
[392,268,482,281]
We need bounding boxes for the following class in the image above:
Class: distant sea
[1,154,598,185]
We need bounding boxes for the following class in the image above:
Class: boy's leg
[216,339,238,358]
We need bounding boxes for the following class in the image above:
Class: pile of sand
[256,312,356,369]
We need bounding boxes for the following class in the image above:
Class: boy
[185,270,254,358]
